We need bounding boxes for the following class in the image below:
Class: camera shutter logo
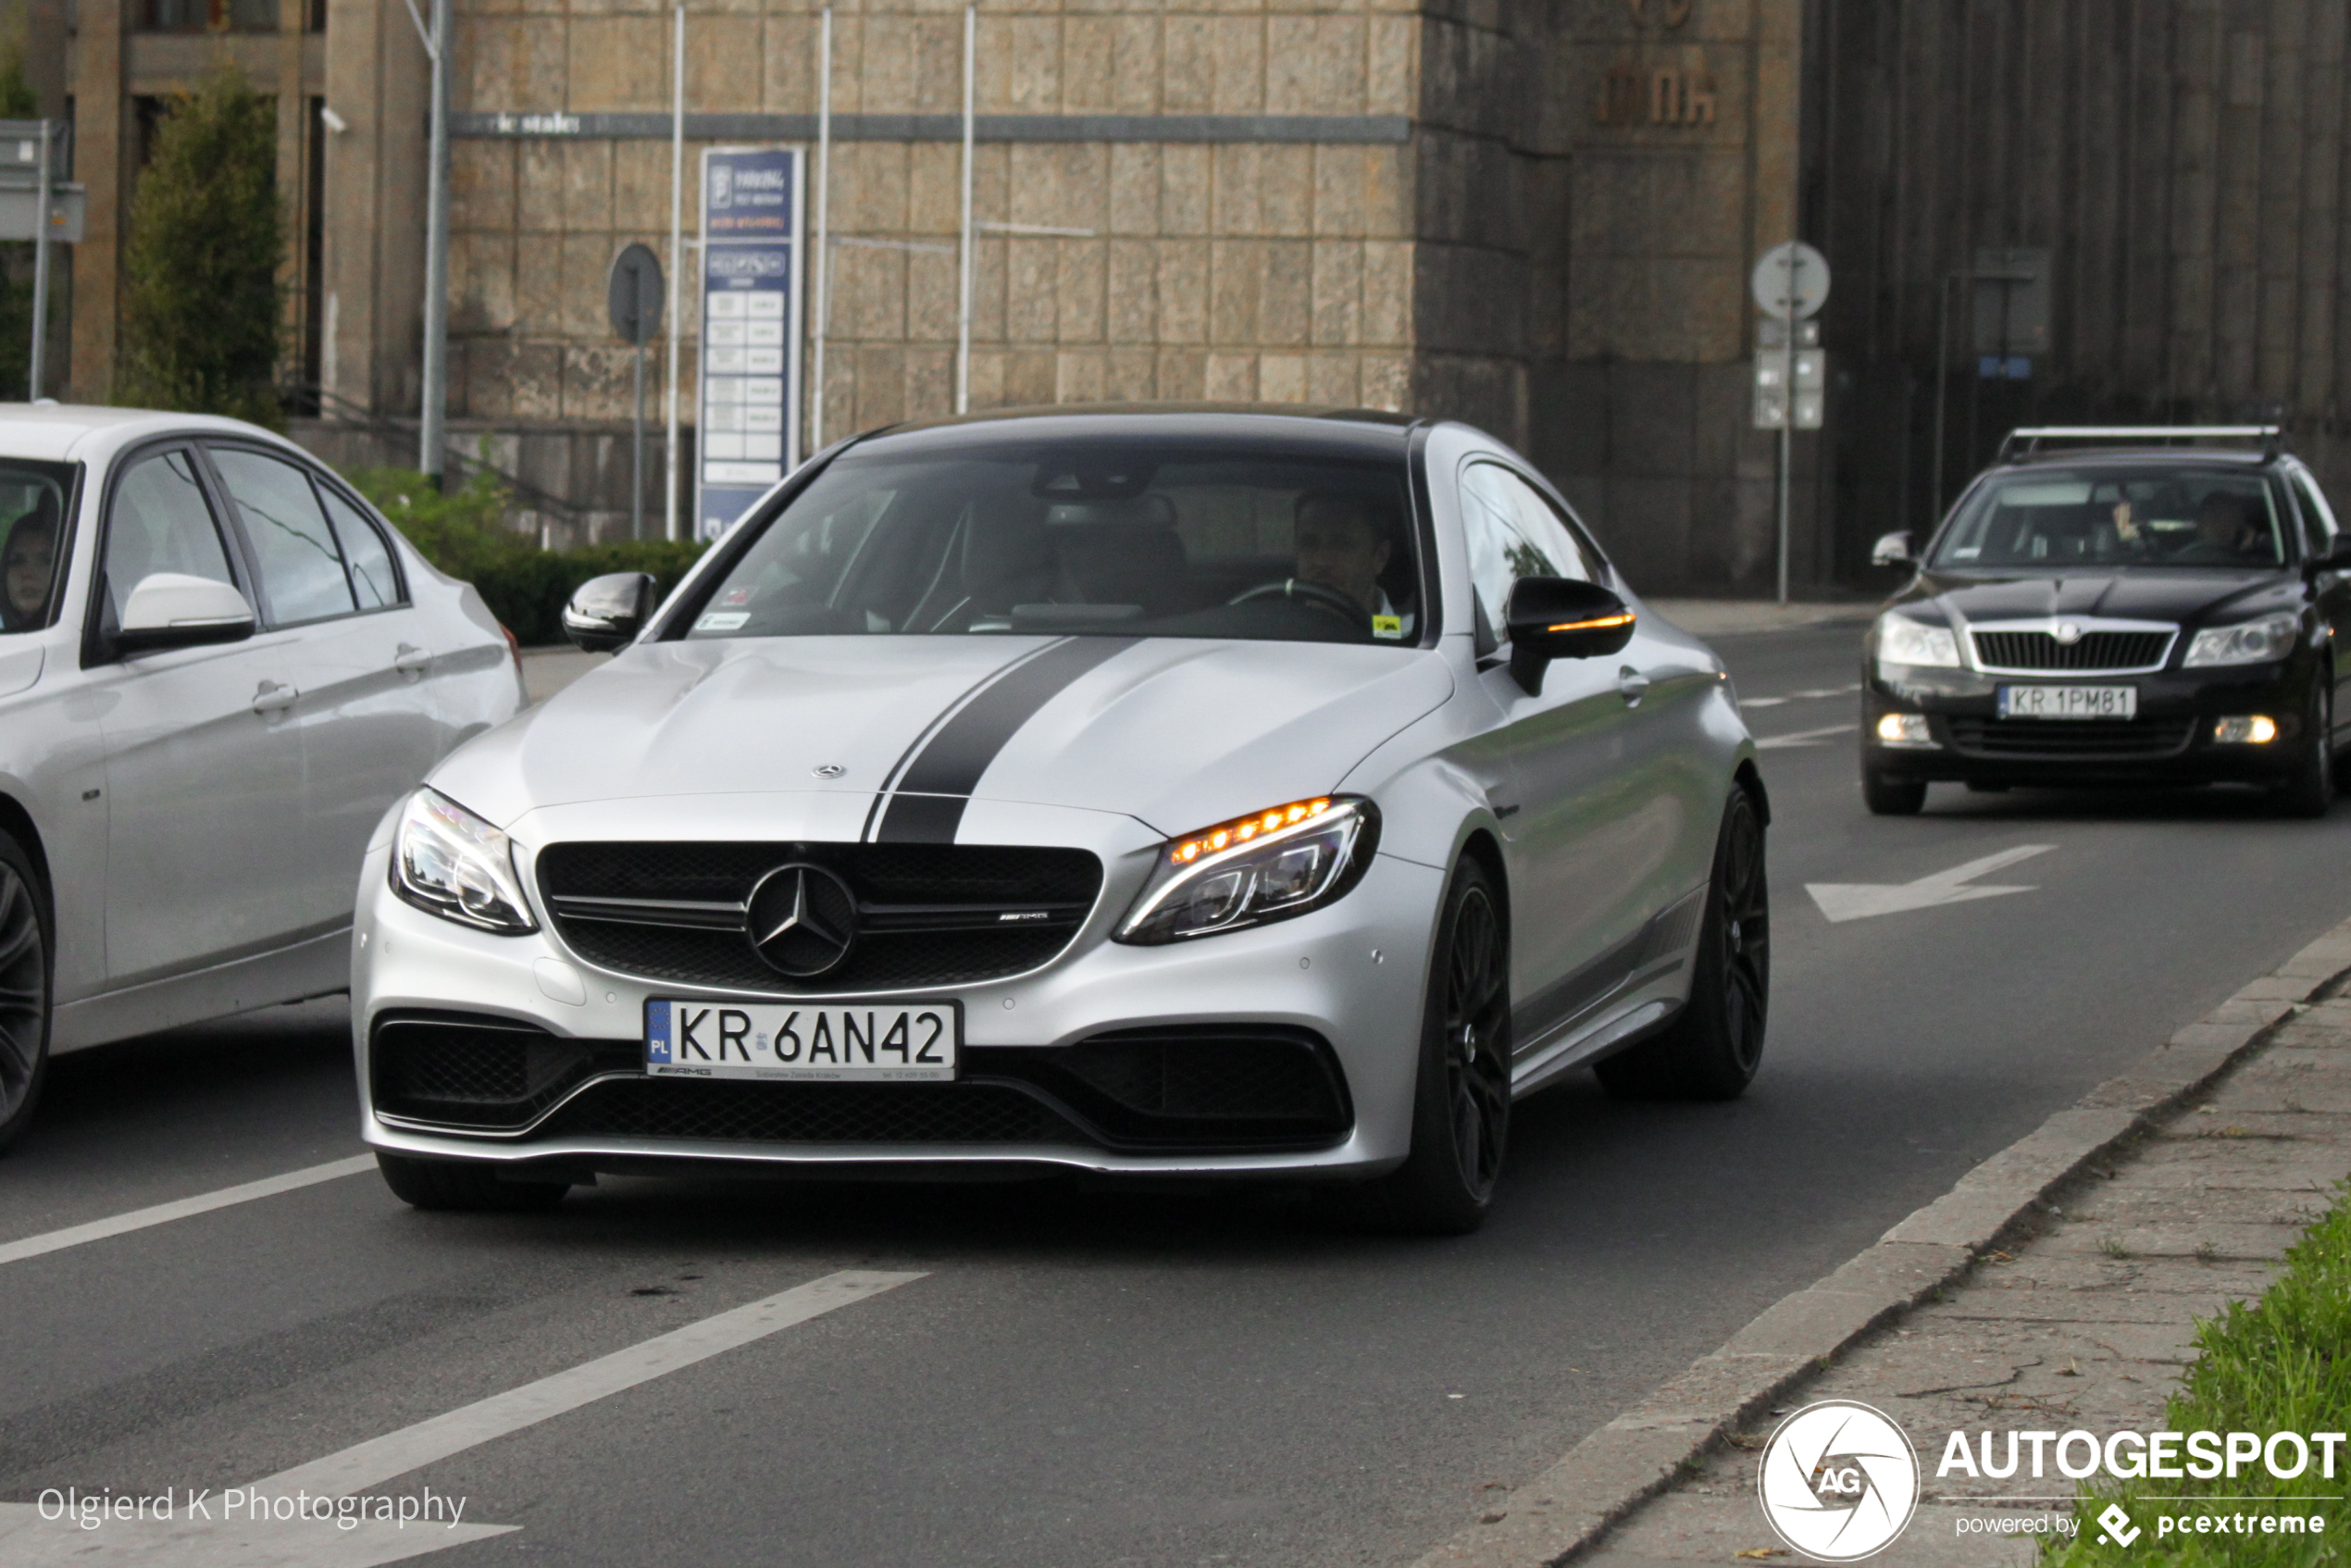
[1756,1400,1921,1561]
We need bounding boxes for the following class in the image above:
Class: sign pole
[632,341,646,539]
[664,4,684,542]
[810,6,832,452]
[419,0,451,484]
[1778,248,1797,605]
[28,119,50,401]
[955,3,975,416]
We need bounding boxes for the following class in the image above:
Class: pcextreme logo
[1757,1400,1922,1561]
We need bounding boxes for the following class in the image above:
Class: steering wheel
[1227,578,1375,637]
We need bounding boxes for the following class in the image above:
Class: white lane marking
[0,1154,377,1270]
[1807,843,2057,923]
[1737,696,1789,708]
[252,1269,923,1500]
[1739,685,1860,709]
[0,1270,925,1566]
[1755,722,1859,750]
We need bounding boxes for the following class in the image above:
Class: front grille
[371,1014,639,1130]
[536,842,1103,993]
[539,1077,1088,1146]
[1972,629,2172,672]
[1947,716,2198,759]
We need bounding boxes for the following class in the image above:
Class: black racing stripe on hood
[874,636,1139,843]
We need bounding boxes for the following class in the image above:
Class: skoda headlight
[1116,796,1379,945]
[391,789,538,933]
[2183,611,2299,667]
[1875,612,1961,669]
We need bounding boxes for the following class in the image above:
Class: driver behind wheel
[1294,492,1414,640]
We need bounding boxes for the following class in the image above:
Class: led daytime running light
[1169,797,1333,866]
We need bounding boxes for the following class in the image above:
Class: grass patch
[2044,1180,2351,1563]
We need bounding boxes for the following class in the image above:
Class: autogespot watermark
[35,1486,472,1532]
[1754,1406,2345,1560]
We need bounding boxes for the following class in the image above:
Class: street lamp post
[418,0,452,485]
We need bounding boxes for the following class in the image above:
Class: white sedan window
[213,448,357,625]
[105,447,239,625]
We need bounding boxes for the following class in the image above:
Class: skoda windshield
[1933,467,2290,570]
[684,433,1424,645]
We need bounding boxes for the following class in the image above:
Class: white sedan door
[205,444,446,929]
[96,444,312,984]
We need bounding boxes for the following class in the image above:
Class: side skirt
[51,927,352,1054]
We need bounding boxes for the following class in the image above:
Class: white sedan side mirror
[1870,531,1917,568]
[118,572,257,654]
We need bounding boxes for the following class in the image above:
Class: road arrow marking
[0,1269,926,1566]
[1755,722,1857,750]
[1806,843,2056,923]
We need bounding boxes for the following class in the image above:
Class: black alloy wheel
[1340,856,1512,1235]
[2275,672,2335,818]
[0,831,51,1155]
[1596,788,1771,1101]
[377,1151,570,1213]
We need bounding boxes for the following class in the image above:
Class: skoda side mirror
[1503,577,1636,694]
[116,572,256,655]
[2307,536,2351,579]
[1871,530,1916,568]
[562,571,657,653]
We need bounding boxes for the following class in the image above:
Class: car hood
[1905,568,2298,626]
[432,636,1455,838]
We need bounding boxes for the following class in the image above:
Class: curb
[1412,919,2351,1568]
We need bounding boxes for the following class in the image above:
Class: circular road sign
[607,243,665,346]
[1751,241,1831,321]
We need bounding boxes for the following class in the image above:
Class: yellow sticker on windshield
[1372,615,1404,639]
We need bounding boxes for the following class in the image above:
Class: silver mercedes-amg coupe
[354,406,1768,1232]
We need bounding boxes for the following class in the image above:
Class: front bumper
[352,801,1446,1181]
[1862,658,2319,785]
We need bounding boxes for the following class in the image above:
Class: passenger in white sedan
[1294,492,1414,639]
[1,499,58,633]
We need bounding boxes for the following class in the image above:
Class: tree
[116,65,284,426]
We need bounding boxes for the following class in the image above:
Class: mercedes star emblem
[743,863,858,978]
[813,764,846,778]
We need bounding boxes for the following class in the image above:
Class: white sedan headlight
[1117,796,1378,944]
[1876,612,1961,669]
[2183,611,2300,667]
[391,789,538,933]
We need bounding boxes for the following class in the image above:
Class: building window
[143,0,280,31]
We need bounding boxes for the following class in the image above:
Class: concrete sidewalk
[1565,963,2351,1565]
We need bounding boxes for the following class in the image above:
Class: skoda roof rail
[1996,425,2286,464]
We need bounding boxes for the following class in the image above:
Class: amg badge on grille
[744,864,859,977]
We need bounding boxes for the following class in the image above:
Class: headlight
[2183,611,2300,667]
[1876,612,1961,668]
[1115,796,1379,944]
[391,789,538,933]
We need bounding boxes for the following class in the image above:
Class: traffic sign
[606,243,665,345]
[1751,242,1830,321]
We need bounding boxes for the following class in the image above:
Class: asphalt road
[12,620,2351,1567]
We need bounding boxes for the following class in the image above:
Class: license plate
[1996,684,2137,720]
[645,999,959,1081]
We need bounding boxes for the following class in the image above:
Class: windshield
[683,437,1422,645]
[1934,467,2289,569]
[0,460,76,635]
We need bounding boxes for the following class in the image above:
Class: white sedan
[0,406,527,1148]
[356,408,1766,1232]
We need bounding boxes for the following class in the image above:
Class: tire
[1862,766,1927,815]
[377,1151,570,1213]
[2274,675,2335,819]
[0,831,52,1157]
[1595,789,1770,1101]
[1343,856,1513,1236]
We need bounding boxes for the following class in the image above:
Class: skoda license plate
[645,999,959,1081]
[1997,684,2136,720]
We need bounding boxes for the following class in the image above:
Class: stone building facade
[39,0,1819,590]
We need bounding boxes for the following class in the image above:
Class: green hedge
[344,465,708,647]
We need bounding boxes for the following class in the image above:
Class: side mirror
[562,571,658,653]
[1871,530,1917,568]
[2307,536,2351,578]
[1503,577,1636,694]
[116,572,255,654]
